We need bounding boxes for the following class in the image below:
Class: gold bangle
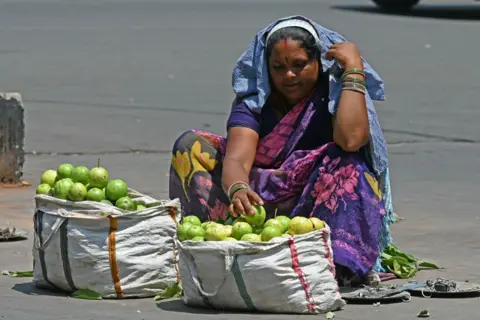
[227,182,250,202]
[342,82,366,88]
[342,77,366,86]
[342,82,366,94]
[342,68,365,80]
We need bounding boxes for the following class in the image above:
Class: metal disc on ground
[340,284,415,304]
[408,280,480,298]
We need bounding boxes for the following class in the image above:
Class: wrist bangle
[342,77,366,86]
[342,82,366,95]
[342,68,365,80]
[227,182,250,202]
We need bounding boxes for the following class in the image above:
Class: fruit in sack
[57,164,75,179]
[231,222,253,240]
[86,187,106,202]
[187,225,206,240]
[68,183,88,201]
[264,219,285,232]
[204,225,231,241]
[89,167,109,189]
[40,170,57,187]
[36,184,52,195]
[105,179,127,201]
[288,216,314,235]
[202,221,217,230]
[275,216,291,232]
[183,216,202,227]
[115,196,136,211]
[309,217,326,230]
[261,226,283,241]
[53,179,74,200]
[240,233,262,242]
[136,204,147,211]
[214,225,232,241]
[71,166,90,185]
[37,162,139,205]
[177,222,193,241]
[176,206,322,243]
[244,205,266,227]
[223,225,233,237]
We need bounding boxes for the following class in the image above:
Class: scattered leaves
[154,282,183,301]
[71,289,102,300]
[418,261,441,269]
[381,244,441,279]
[2,270,33,277]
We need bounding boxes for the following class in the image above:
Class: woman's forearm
[333,67,370,152]
[221,127,259,194]
[221,157,251,193]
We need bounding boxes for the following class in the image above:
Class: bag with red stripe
[176,225,345,314]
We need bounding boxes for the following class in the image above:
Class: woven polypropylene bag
[176,227,345,314]
[33,189,181,298]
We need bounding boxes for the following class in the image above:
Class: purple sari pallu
[170,98,386,278]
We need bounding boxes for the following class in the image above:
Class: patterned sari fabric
[169,98,386,278]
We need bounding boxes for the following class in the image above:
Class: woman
[170,16,396,285]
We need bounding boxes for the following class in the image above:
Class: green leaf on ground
[325,311,335,319]
[71,289,102,300]
[154,283,183,301]
[418,261,441,270]
[382,256,417,279]
[2,270,33,277]
[384,244,419,263]
[393,259,401,273]
[381,244,442,279]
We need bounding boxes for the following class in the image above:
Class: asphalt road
[1,0,480,319]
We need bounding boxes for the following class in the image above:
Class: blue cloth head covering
[231,16,395,270]
[231,15,388,176]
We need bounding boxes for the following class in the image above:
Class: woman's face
[268,38,319,105]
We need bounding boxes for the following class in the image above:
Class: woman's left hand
[325,42,364,70]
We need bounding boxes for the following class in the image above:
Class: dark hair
[265,26,320,61]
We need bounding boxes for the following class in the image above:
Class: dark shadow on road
[156,299,220,314]
[332,4,480,21]
[12,282,69,297]
[156,299,261,315]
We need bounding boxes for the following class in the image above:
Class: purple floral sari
[170,97,386,278]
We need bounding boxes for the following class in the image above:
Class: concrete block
[0,93,25,184]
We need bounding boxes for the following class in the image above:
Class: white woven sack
[33,189,181,299]
[176,227,346,314]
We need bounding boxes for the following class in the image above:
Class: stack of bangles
[341,68,366,95]
[227,182,250,202]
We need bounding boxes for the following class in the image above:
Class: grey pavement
[1,0,480,319]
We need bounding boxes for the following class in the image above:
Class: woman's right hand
[229,188,264,217]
